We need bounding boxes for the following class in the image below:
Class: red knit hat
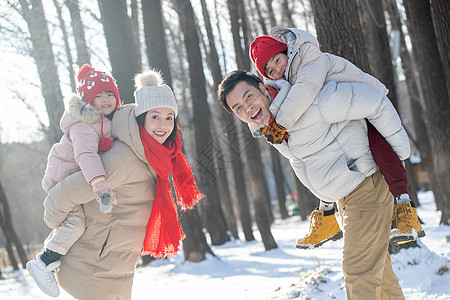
[77,64,120,109]
[77,64,119,152]
[249,36,287,78]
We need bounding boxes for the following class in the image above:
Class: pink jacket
[42,94,112,192]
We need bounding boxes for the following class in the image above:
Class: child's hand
[260,119,287,144]
[264,79,288,90]
[92,180,117,214]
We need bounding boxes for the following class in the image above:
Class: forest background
[0,0,449,270]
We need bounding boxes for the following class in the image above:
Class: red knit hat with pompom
[77,64,119,152]
[249,36,287,78]
[77,64,120,108]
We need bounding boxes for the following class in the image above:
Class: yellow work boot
[296,209,343,249]
[390,201,425,245]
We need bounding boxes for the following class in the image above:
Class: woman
[43,70,203,299]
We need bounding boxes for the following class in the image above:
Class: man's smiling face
[225,81,271,127]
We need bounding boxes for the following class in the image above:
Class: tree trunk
[66,0,90,66]
[176,0,230,245]
[384,0,436,199]
[18,0,64,144]
[238,0,274,223]
[0,181,28,269]
[3,233,19,270]
[214,0,229,72]
[431,0,450,97]
[270,147,289,219]
[210,0,254,241]
[281,0,295,28]
[225,119,255,241]
[264,0,277,28]
[359,0,396,105]
[294,172,318,220]
[253,0,268,34]
[359,0,420,204]
[129,0,142,71]
[53,0,76,92]
[200,0,240,239]
[228,0,277,250]
[310,0,370,72]
[142,0,172,87]
[179,208,214,262]
[403,0,450,224]
[98,0,139,104]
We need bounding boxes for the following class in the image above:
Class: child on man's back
[249,26,424,249]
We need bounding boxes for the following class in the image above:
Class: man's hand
[260,120,287,144]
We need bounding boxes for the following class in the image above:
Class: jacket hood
[111,104,147,163]
[60,94,102,134]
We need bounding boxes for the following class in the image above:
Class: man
[217,70,407,299]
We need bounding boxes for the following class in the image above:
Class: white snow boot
[26,252,60,297]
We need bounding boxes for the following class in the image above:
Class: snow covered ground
[1,191,449,299]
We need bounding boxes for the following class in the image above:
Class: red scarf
[138,125,204,258]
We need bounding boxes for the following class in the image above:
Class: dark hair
[136,112,179,143]
[217,70,263,113]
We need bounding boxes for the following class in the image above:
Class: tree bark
[384,0,435,200]
[209,2,254,240]
[264,0,277,28]
[176,0,230,245]
[281,0,295,28]
[0,181,28,269]
[403,0,450,224]
[179,207,214,262]
[359,0,420,204]
[18,0,64,144]
[310,0,370,72]
[431,0,450,97]
[270,147,289,219]
[129,0,142,71]
[53,0,76,92]
[359,0,396,105]
[253,0,268,34]
[66,0,91,66]
[228,0,277,250]
[293,172,318,220]
[142,0,172,87]
[199,0,240,239]
[98,0,139,104]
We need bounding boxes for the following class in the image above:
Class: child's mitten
[92,179,117,214]
[260,119,287,144]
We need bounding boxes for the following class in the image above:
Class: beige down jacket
[270,27,389,130]
[271,81,410,202]
[44,104,157,300]
[42,94,112,192]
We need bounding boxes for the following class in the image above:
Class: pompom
[135,69,164,89]
[77,64,94,81]
[99,137,112,152]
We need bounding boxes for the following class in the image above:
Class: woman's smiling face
[144,107,175,144]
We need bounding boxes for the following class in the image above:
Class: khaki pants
[44,205,85,255]
[337,171,404,300]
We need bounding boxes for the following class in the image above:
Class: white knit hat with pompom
[134,69,178,117]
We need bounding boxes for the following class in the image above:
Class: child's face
[92,91,116,115]
[144,107,175,144]
[225,81,271,127]
[264,53,288,80]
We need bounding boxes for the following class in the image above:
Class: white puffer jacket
[270,27,388,131]
[272,81,410,202]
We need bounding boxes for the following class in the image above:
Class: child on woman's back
[249,26,424,249]
[26,64,120,297]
